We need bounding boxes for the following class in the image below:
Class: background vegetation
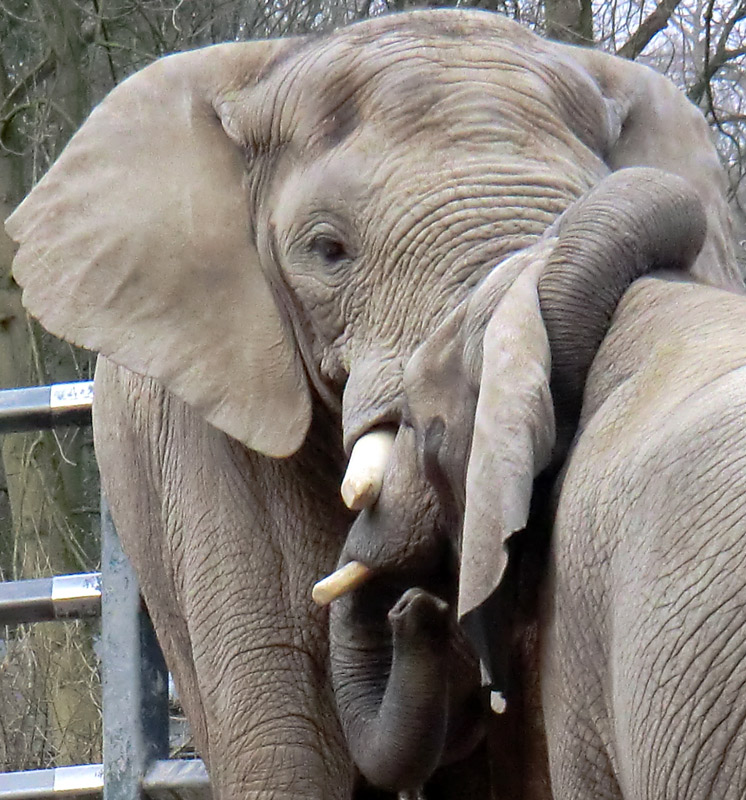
[0,0,744,772]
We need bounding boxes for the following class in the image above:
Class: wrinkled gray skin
[541,276,746,799]
[381,167,741,796]
[5,9,740,800]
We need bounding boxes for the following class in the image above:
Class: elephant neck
[578,276,746,432]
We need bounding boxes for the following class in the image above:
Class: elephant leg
[540,597,622,799]
[94,360,210,752]
[94,358,355,800]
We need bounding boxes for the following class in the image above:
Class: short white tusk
[341,428,396,511]
[312,561,373,606]
[490,691,507,715]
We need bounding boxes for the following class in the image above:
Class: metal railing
[0,382,210,800]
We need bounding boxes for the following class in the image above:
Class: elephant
[5,8,741,799]
[536,275,746,800]
[399,249,746,799]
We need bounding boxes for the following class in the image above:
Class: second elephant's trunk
[538,167,707,439]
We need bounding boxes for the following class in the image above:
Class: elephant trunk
[328,425,473,791]
[329,586,450,792]
[538,167,706,443]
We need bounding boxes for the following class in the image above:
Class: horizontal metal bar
[0,764,103,799]
[143,760,209,792]
[0,761,209,800]
[52,573,102,618]
[0,382,93,433]
[0,573,101,624]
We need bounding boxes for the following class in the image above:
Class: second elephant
[542,275,746,800]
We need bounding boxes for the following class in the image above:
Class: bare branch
[689,0,746,103]
[0,51,57,117]
[616,0,685,59]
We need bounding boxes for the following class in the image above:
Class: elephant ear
[570,46,740,289]
[6,41,311,458]
[457,259,555,689]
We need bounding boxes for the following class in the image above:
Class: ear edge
[8,40,312,457]
[457,260,555,626]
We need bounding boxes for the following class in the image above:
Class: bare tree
[545,0,593,42]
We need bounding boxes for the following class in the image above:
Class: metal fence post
[0,384,209,800]
[101,497,169,800]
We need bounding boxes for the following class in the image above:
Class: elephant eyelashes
[310,234,349,265]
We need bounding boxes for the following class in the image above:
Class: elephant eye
[309,234,348,265]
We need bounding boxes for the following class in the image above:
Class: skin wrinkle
[647,546,746,687]
[393,199,551,278]
[351,170,581,353]
[634,593,736,767]
[623,532,746,766]
[531,58,611,153]
[372,166,594,267]
[364,164,579,296]
[642,610,746,798]
[708,704,746,795]
[197,604,345,792]
[317,76,361,149]
[544,569,616,796]
[151,395,348,796]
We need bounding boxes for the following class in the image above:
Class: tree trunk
[544,0,593,44]
[0,7,100,767]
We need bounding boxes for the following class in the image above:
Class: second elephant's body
[543,277,746,800]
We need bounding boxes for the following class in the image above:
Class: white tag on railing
[49,381,94,410]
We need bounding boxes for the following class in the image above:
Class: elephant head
[5,8,740,797]
[325,166,717,792]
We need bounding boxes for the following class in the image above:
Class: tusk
[490,691,507,715]
[312,561,372,606]
[341,428,396,511]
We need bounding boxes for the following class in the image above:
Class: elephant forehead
[252,12,609,156]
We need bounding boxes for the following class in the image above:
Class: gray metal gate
[0,382,210,800]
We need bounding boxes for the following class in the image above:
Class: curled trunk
[330,587,451,791]
[538,167,707,444]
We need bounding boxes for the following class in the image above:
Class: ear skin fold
[568,46,740,290]
[458,261,555,630]
[6,41,311,458]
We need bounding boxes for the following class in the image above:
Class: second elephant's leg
[539,451,623,800]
